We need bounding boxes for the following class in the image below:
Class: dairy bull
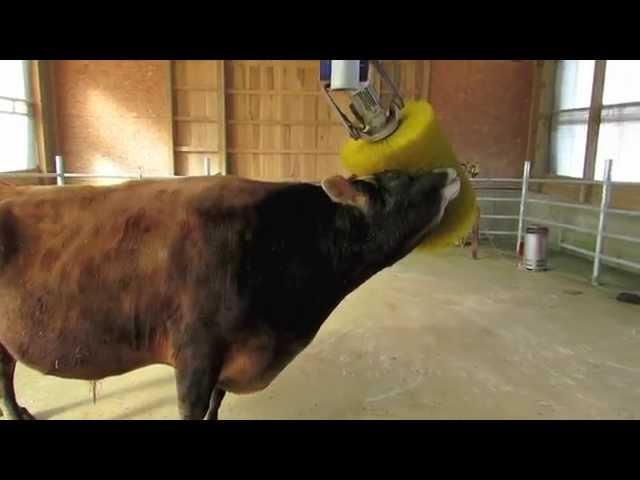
[0,168,460,420]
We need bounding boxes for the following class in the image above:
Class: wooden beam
[227,149,338,155]
[580,60,607,202]
[532,60,557,182]
[173,87,218,92]
[525,60,541,174]
[166,61,176,175]
[175,116,218,122]
[227,89,322,96]
[30,60,47,174]
[217,60,227,175]
[31,60,59,177]
[228,120,339,126]
[424,61,432,100]
[175,146,219,153]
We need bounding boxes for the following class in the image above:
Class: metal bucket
[524,225,549,271]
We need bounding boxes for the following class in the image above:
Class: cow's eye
[359,176,377,185]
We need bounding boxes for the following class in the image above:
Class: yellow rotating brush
[320,60,477,251]
[340,99,477,251]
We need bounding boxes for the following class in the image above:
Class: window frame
[548,60,640,183]
[548,60,604,181]
[0,60,51,175]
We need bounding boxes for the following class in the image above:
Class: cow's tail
[88,380,101,404]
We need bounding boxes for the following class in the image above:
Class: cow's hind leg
[0,343,35,420]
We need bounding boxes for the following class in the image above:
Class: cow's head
[321,168,461,265]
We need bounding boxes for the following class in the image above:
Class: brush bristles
[340,100,477,251]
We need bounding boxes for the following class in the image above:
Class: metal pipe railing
[5,165,634,190]
[516,161,531,255]
[559,242,640,272]
[513,159,640,284]
[472,176,640,187]
[607,207,640,218]
[477,197,520,202]
[481,231,518,236]
[524,217,596,235]
[526,197,601,212]
[482,215,519,220]
[471,159,640,282]
[592,159,613,285]
[604,232,640,244]
[55,155,65,186]
[1,155,222,182]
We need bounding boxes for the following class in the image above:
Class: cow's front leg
[174,341,225,420]
[0,343,35,420]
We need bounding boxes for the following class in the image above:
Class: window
[0,60,37,172]
[550,60,640,182]
[550,60,594,178]
[594,61,640,182]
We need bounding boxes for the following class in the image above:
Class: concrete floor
[13,244,640,420]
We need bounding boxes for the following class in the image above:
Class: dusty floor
[12,244,640,420]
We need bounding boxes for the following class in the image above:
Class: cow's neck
[237,184,380,339]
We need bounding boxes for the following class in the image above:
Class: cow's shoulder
[0,200,20,269]
[183,176,294,224]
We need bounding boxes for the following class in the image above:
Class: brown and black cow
[0,169,460,420]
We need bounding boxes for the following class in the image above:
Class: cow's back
[0,176,285,380]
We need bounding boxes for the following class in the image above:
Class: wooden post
[217,60,227,175]
[580,60,607,203]
[166,61,176,175]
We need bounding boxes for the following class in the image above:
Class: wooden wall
[171,60,225,176]
[48,60,534,184]
[224,60,344,181]
[224,60,432,181]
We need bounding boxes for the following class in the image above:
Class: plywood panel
[171,60,223,176]
[55,61,170,119]
[57,113,172,176]
[53,60,173,177]
[430,60,534,179]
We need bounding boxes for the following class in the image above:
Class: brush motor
[320,60,405,143]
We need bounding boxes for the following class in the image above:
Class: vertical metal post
[204,156,211,176]
[592,158,613,286]
[516,161,531,256]
[55,155,65,186]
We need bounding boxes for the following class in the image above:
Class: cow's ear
[321,175,368,210]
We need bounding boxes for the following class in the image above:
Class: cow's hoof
[19,407,36,420]
[0,407,34,420]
